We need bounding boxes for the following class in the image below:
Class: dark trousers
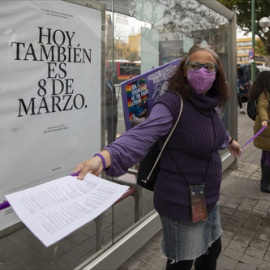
[166,237,222,270]
[106,115,117,144]
[262,150,270,167]
[237,93,243,109]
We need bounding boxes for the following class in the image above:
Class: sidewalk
[118,109,270,270]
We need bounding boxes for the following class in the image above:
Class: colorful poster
[0,1,103,231]
[121,59,181,130]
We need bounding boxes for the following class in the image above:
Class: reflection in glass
[99,0,230,262]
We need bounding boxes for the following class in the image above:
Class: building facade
[237,37,266,65]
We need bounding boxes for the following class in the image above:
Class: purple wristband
[94,153,106,170]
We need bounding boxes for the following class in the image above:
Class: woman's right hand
[262,120,269,127]
[74,150,111,180]
[74,156,103,180]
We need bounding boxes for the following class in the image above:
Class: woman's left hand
[227,140,242,158]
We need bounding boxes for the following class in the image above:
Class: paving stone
[221,236,231,249]
[232,233,252,245]
[245,246,266,260]
[232,210,250,221]
[217,254,238,270]
[242,218,262,230]
[40,252,77,270]
[240,253,262,266]
[235,261,259,270]
[264,251,270,263]
[237,226,255,237]
[223,247,243,261]
[249,238,269,250]
[0,250,47,270]
[254,230,270,242]
[117,256,145,270]
[0,236,26,260]
[264,212,270,220]
[259,260,270,270]
[228,239,248,252]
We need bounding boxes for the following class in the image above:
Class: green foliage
[218,0,270,30]
[217,0,270,55]
[255,39,268,55]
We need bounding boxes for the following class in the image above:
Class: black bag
[137,141,160,191]
[137,94,183,191]
[247,99,256,121]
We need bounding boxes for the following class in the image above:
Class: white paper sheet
[5,174,129,247]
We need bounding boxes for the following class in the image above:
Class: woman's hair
[168,43,229,107]
[248,71,270,101]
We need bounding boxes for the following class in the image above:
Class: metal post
[251,0,256,83]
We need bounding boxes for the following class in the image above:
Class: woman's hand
[74,150,111,180]
[74,156,103,180]
[227,140,242,158]
[261,120,269,127]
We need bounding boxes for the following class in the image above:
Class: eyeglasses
[187,61,217,72]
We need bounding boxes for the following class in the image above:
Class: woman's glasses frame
[187,61,217,73]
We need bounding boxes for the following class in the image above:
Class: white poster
[0,1,103,230]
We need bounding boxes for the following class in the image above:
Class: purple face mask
[187,67,216,94]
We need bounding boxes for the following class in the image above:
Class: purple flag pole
[242,126,267,149]
[0,201,10,210]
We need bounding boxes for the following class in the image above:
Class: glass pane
[101,0,231,252]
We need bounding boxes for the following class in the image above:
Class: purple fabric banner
[120,59,181,131]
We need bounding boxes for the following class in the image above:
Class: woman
[237,78,246,114]
[248,71,270,193]
[75,44,241,270]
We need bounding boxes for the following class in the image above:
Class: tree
[256,39,268,55]
[134,1,228,47]
[217,0,270,55]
